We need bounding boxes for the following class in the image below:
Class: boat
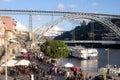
[68,46,98,60]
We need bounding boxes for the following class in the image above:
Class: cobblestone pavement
[0,71,120,80]
[0,49,120,80]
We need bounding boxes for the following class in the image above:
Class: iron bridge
[0,9,120,43]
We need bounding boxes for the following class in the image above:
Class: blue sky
[0,0,120,30]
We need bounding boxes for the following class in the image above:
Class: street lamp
[105,48,110,74]
[4,30,15,80]
[4,31,8,80]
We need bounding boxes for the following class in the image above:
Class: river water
[59,48,120,73]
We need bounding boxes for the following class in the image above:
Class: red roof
[1,16,16,31]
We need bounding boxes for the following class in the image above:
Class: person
[73,70,77,77]
[88,76,92,80]
[42,71,45,77]
[66,70,70,78]
[13,78,17,80]
[35,76,39,80]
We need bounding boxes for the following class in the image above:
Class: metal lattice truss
[34,14,120,41]
[0,9,119,41]
[34,17,66,41]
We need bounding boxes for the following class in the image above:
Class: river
[59,48,120,73]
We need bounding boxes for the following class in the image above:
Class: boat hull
[68,54,89,60]
[68,46,98,60]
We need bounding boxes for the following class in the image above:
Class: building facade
[0,16,16,46]
[0,16,17,67]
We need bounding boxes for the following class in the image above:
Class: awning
[64,63,74,67]
[1,59,18,67]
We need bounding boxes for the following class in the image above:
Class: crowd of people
[1,49,118,80]
[27,50,95,80]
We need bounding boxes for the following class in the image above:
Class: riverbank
[0,48,120,80]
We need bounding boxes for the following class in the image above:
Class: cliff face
[54,19,120,41]
[54,19,120,48]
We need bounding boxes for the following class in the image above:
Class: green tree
[81,20,87,27]
[40,40,69,58]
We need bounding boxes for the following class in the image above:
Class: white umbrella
[14,52,23,57]
[64,63,74,67]
[1,59,18,67]
[9,39,17,43]
[21,49,27,53]
[15,59,30,66]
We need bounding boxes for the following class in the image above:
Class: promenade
[0,50,66,80]
[0,62,65,80]
[0,49,120,80]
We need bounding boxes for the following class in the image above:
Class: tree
[40,40,69,58]
[81,20,87,27]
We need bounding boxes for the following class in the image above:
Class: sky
[0,0,120,30]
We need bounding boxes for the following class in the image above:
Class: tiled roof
[0,16,16,31]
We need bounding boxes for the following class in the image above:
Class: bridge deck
[63,40,120,44]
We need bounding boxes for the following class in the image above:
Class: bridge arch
[35,14,120,41]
